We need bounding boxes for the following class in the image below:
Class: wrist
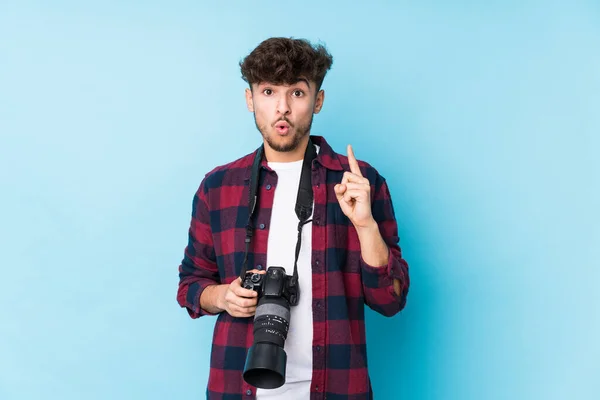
[355,217,378,236]
[214,284,227,311]
[355,218,389,267]
[201,284,226,313]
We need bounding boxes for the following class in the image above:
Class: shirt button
[316,301,322,308]
[316,385,320,391]
[315,260,319,265]
[246,389,252,395]
[316,345,321,352]
[266,184,272,190]
[259,223,265,229]
[256,264,263,270]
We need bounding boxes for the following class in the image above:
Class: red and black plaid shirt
[177,135,409,399]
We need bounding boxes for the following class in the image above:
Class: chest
[208,168,354,280]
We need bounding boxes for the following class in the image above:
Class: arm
[356,219,401,296]
[176,179,222,318]
[176,177,263,318]
[334,145,409,317]
[357,177,409,317]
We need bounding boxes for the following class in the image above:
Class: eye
[263,89,273,95]
[292,90,304,97]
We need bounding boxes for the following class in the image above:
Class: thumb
[334,184,352,215]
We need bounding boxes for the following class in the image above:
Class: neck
[263,136,310,162]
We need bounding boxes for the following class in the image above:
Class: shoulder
[197,149,257,195]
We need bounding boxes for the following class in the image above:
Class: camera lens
[243,296,290,389]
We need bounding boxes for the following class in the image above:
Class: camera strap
[239,138,317,292]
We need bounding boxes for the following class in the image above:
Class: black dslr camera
[241,266,299,389]
[242,266,299,306]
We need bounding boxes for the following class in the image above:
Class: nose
[276,96,290,115]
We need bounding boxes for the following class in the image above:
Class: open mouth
[275,121,290,134]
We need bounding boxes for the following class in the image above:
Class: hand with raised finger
[218,269,265,318]
[334,144,375,229]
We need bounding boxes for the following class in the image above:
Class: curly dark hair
[240,37,333,92]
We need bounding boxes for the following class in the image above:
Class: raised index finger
[347,144,363,177]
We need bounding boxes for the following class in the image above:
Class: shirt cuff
[359,247,400,290]
[185,280,220,318]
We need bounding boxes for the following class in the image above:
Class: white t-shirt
[256,147,318,399]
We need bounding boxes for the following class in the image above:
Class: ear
[313,90,325,114]
[245,88,254,112]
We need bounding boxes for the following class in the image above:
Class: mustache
[273,117,294,127]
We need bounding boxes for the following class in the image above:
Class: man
[177,37,409,400]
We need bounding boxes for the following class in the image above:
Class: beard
[253,113,314,152]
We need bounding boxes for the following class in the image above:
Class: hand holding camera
[218,269,265,318]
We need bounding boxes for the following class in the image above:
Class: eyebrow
[257,79,311,90]
[295,78,310,88]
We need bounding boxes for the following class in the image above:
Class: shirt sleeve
[360,175,410,317]
[176,178,221,318]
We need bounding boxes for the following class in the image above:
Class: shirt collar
[244,135,344,181]
[310,135,344,171]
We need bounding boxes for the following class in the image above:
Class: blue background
[1,1,598,399]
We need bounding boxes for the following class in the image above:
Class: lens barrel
[243,295,290,388]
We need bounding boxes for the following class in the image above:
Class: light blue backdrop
[1,1,598,399]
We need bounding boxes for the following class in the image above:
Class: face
[245,78,324,155]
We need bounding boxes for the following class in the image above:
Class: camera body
[242,266,299,306]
